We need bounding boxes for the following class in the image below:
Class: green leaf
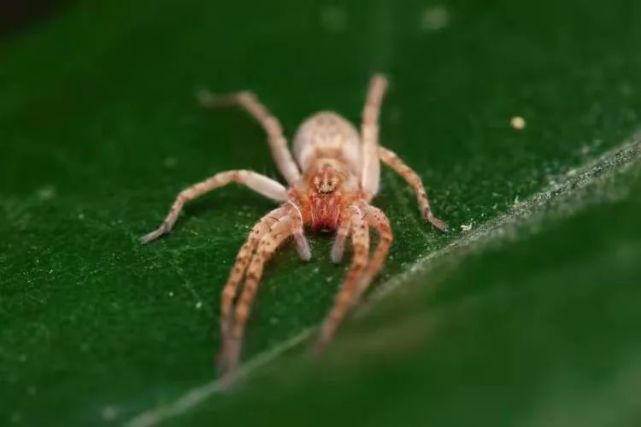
[1,1,641,426]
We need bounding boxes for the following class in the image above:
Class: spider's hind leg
[198,89,301,186]
[361,74,388,199]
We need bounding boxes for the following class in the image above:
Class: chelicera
[141,74,447,381]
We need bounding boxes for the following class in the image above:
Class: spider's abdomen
[293,112,362,175]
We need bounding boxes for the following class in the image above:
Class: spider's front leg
[315,205,370,353]
[218,214,295,381]
[220,201,310,338]
[353,204,393,304]
[140,170,287,244]
[219,206,288,339]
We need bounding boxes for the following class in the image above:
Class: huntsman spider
[141,74,447,381]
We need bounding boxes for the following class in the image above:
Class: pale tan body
[141,75,446,382]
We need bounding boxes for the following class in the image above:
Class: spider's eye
[320,177,339,193]
[314,173,335,194]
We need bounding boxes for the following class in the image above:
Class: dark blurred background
[0,0,71,38]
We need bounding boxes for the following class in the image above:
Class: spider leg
[315,205,370,353]
[351,204,393,305]
[287,201,311,261]
[140,170,287,244]
[219,215,294,380]
[219,206,288,340]
[330,208,352,264]
[378,146,448,231]
[198,89,302,185]
[361,74,388,199]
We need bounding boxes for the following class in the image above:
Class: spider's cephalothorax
[292,112,362,232]
[303,161,345,232]
[141,75,447,383]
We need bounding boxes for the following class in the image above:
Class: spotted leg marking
[315,205,370,352]
[219,206,287,341]
[351,204,393,305]
[378,146,448,231]
[219,215,294,380]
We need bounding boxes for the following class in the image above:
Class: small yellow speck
[460,224,472,232]
[510,116,526,130]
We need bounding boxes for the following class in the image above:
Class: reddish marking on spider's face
[308,164,343,232]
[310,193,340,232]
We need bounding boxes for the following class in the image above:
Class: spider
[141,74,447,381]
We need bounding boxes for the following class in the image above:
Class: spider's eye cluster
[313,171,339,194]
